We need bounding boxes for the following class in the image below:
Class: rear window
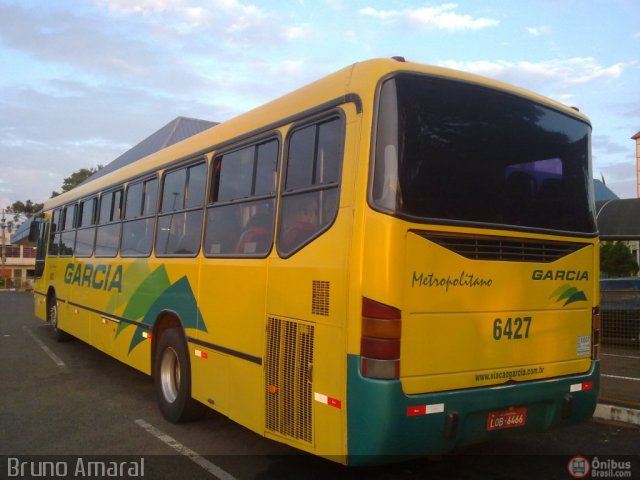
[372,74,596,235]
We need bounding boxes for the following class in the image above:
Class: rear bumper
[346,355,599,465]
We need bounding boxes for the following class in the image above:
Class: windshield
[372,74,597,235]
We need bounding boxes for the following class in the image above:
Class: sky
[1,0,639,214]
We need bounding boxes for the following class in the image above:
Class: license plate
[486,407,527,431]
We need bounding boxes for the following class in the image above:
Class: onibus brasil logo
[568,456,633,478]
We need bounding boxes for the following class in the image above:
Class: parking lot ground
[600,345,640,409]
[1,291,639,480]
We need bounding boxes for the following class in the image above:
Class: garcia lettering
[64,263,123,293]
[531,269,589,281]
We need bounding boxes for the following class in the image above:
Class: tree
[10,200,44,219]
[4,166,104,234]
[1,203,38,235]
[51,165,103,198]
[600,241,639,278]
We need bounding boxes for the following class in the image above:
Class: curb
[594,403,640,426]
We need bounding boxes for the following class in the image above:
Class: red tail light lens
[361,337,400,359]
[361,297,401,379]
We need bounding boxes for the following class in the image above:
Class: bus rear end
[347,67,599,464]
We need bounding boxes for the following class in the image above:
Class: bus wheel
[154,328,206,423]
[48,295,71,342]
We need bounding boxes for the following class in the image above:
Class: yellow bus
[31,57,600,465]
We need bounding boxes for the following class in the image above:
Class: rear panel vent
[417,232,586,263]
[312,280,330,316]
[265,317,315,443]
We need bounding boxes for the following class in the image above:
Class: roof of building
[632,130,640,140]
[596,199,640,239]
[10,219,32,245]
[83,116,217,184]
[593,179,619,201]
[11,116,217,244]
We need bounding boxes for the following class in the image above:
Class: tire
[48,295,71,342]
[154,328,206,423]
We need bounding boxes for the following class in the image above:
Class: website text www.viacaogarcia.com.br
[475,366,545,382]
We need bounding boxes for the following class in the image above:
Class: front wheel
[48,295,71,342]
[154,328,206,423]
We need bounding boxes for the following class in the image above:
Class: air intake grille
[312,280,330,316]
[418,232,586,263]
[265,317,314,443]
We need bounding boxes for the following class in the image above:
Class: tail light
[361,297,401,379]
[592,306,601,360]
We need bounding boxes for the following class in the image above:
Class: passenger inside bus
[281,195,319,252]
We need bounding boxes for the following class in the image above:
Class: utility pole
[0,207,6,289]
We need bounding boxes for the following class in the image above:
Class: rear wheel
[154,328,206,423]
[48,295,71,342]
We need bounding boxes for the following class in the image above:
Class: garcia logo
[550,283,587,307]
[532,269,589,281]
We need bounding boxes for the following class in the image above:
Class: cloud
[593,135,632,156]
[90,0,281,40]
[596,160,638,199]
[284,25,314,40]
[359,3,498,31]
[91,0,187,15]
[438,57,625,92]
[526,25,551,36]
[621,100,640,119]
[0,4,178,83]
[0,76,231,204]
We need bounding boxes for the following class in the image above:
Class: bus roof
[43,57,590,211]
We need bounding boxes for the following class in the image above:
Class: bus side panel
[263,199,356,455]
[266,229,349,458]
[191,349,229,414]
[55,258,90,341]
[34,291,48,321]
[261,106,360,458]
[193,258,268,431]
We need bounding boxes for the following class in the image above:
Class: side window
[277,117,343,256]
[121,177,157,257]
[75,197,97,257]
[48,209,61,256]
[59,204,77,257]
[204,139,278,257]
[95,188,123,257]
[125,182,144,219]
[156,162,205,256]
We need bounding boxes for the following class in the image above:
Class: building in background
[1,209,36,289]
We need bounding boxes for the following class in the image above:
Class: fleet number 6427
[493,316,532,340]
